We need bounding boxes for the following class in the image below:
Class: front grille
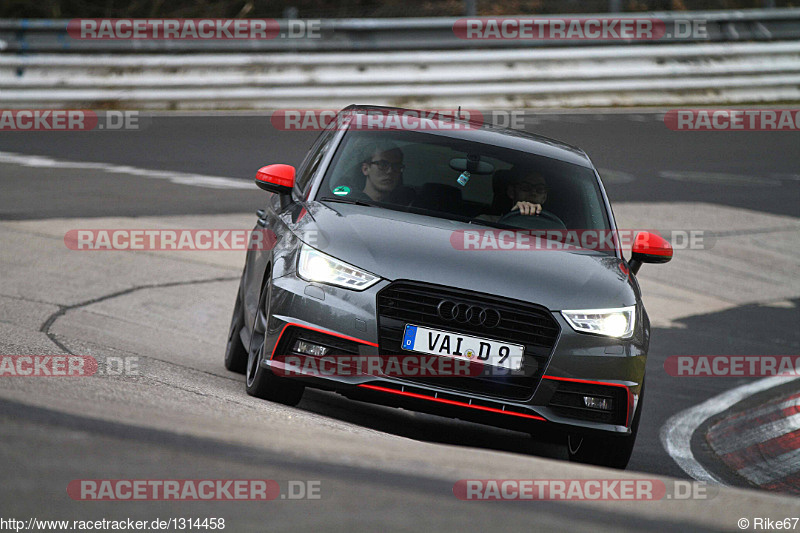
[547,381,628,425]
[377,281,560,401]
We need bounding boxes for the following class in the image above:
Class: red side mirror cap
[255,164,295,194]
[631,231,673,265]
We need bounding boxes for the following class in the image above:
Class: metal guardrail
[2,41,799,109]
[1,10,798,108]
[1,9,799,52]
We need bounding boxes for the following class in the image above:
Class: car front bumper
[261,269,647,437]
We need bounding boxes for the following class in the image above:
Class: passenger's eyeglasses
[369,160,405,172]
[515,183,549,194]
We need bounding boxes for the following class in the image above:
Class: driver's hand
[513,201,543,216]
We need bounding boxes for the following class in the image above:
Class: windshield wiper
[319,196,376,207]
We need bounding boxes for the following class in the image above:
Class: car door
[241,122,340,336]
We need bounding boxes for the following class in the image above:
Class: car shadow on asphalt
[297,388,568,461]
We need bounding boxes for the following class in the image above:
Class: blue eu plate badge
[402,325,418,350]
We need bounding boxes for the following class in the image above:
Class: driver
[479,170,553,223]
[507,171,550,217]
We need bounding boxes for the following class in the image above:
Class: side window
[295,127,337,195]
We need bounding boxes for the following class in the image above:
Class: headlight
[561,306,635,338]
[297,244,380,291]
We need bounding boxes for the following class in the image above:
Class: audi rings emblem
[436,300,501,328]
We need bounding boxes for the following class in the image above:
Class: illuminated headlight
[561,306,635,338]
[297,244,380,291]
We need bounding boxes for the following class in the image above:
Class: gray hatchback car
[224,105,672,469]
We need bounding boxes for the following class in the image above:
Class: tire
[224,289,248,374]
[566,381,644,469]
[245,271,304,406]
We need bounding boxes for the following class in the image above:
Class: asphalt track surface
[1,111,798,219]
[1,111,799,530]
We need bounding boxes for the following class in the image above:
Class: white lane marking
[738,446,800,486]
[710,413,800,455]
[659,171,782,186]
[597,168,636,184]
[0,151,255,190]
[659,375,800,484]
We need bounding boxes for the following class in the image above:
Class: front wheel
[245,274,304,406]
[224,289,248,374]
[566,382,644,469]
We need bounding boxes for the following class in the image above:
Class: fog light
[583,396,613,411]
[293,340,329,356]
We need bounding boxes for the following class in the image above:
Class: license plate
[401,324,524,371]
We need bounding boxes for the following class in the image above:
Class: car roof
[340,104,593,169]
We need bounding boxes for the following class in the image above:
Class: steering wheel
[497,208,567,230]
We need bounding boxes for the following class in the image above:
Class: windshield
[316,128,612,238]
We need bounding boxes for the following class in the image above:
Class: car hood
[295,202,638,311]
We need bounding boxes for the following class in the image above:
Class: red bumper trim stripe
[542,375,633,427]
[358,384,546,421]
[270,322,378,360]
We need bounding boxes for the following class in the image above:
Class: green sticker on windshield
[333,186,351,196]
